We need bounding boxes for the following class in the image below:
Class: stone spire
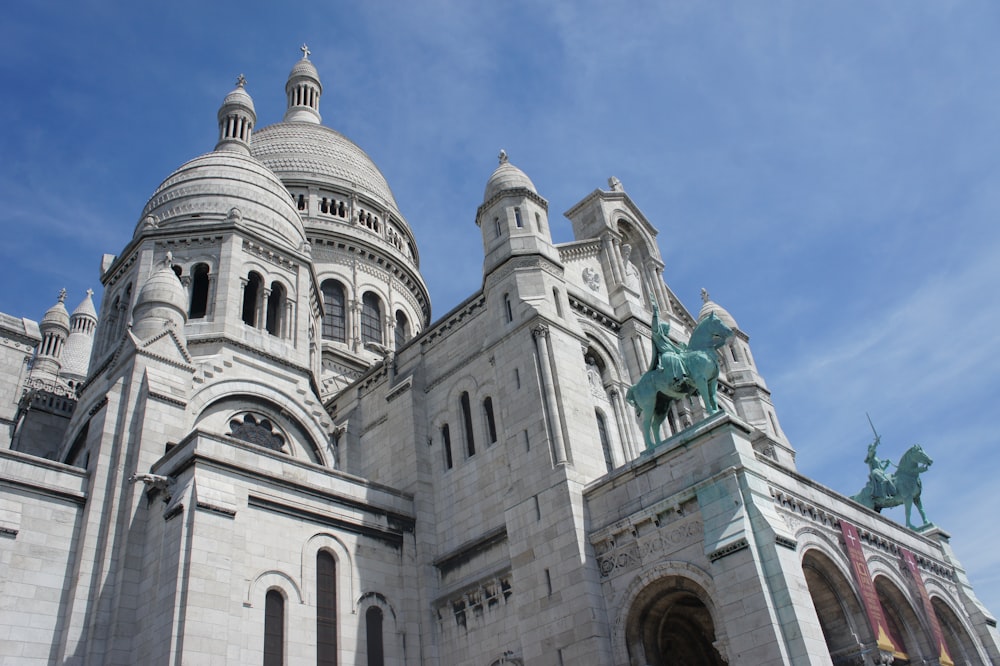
[60,289,99,384]
[283,44,323,124]
[215,74,257,154]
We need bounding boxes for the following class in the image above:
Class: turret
[698,289,794,467]
[31,290,71,380]
[60,289,98,385]
[131,254,188,340]
[215,74,257,155]
[283,44,322,123]
[476,150,560,277]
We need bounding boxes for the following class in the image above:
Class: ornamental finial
[85,288,94,299]
[236,73,247,88]
[300,43,311,59]
[58,288,67,303]
[498,149,508,165]
[701,288,710,304]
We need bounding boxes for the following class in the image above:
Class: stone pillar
[259,288,270,330]
[532,325,567,465]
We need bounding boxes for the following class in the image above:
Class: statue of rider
[648,297,687,386]
[865,435,896,501]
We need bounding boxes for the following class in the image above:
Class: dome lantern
[215,74,257,155]
[283,44,323,124]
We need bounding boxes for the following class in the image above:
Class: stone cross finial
[236,73,247,88]
[498,149,508,164]
[701,288,710,303]
[58,288,67,303]
[86,288,94,299]
[301,44,311,59]
[608,176,623,192]
[164,251,173,267]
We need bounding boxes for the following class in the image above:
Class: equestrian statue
[626,297,734,451]
[851,416,933,531]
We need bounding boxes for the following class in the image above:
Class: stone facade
[1,52,998,665]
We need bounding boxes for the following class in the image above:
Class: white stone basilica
[1,51,998,665]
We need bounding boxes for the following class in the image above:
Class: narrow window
[504,293,513,323]
[366,607,384,666]
[442,424,453,469]
[514,368,520,389]
[297,194,306,211]
[321,280,346,342]
[266,281,286,336]
[730,344,739,362]
[533,494,541,520]
[321,197,329,214]
[243,272,262,326]
[596,411,614,472]
[361,292,383,345]
[553,288,563,318]
[523,430,530,452]
[317,552,337,666]
[483,397,497,444]
[494,217,502,238]
[264,589,284,666]
[535,212,545,233]
[514,207,523,228]
[394,310,410,349]
[544,569,553,596]
[338,201,346,217]
[460,391,475,456]
[189,263,210,319]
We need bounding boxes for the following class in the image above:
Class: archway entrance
[625,577,725,666]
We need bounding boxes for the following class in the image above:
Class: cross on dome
[86,288,94,299]
[58,288,67,303]
[236,73,247,88]
[301,44,311,59]
[498,149,508,164]
[701,288,710,303]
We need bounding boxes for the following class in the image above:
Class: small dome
[221,78,256,114]
[132,258,188,338]
[289,56,320,82]
[41,291,70,331]
[137,150,306,252]
[697,288,739,330]
[484,150,537,202]
[70,289,98,321]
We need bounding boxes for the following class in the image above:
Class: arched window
[243,272,262,326]
[494,217,502,238]
[365,606,384,666]
[596,410,614,472]
[460,391,475,457]
[321,280,346,342]
[483,397,497,445]
[553,288,563,318]
[514,207,523,228]
[394,310,410,349]
[361,293,383,345]
[266,281,286,336]
[503,294,513,323]
[189,263,210,319]
[442,424,453,470]
[317,552,337,666]
[264,589,284,666]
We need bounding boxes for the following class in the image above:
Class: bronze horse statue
[625,313,734,450]
[851,444,932,530]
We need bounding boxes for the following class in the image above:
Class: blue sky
[2,1,999,620]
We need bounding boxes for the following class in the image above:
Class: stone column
[609,386,637,461]
[259,288,270,330]
[532,325,567,465]
[206,274,217,319]
[602,233,622,285]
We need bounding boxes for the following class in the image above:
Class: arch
[243,271,263,326]
[265,281,287,336]
[356,592,402,666]
[482,396,498,445]
[931,596,983,664]
[595,409,615,471]
[246,569,304,607]
[190,381,332,467]
[393,309,410,350]
[189,263,210,319]
[621,571,726,665]
[264,588,285,666]
[321,279,347,342]
[801,548,868,661]
[361,292,383,345]
[874,574,934,663]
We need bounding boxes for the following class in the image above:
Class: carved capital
[532,324,549,339]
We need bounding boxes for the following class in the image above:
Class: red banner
[900,547,954,666]
[839,521,897,654]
